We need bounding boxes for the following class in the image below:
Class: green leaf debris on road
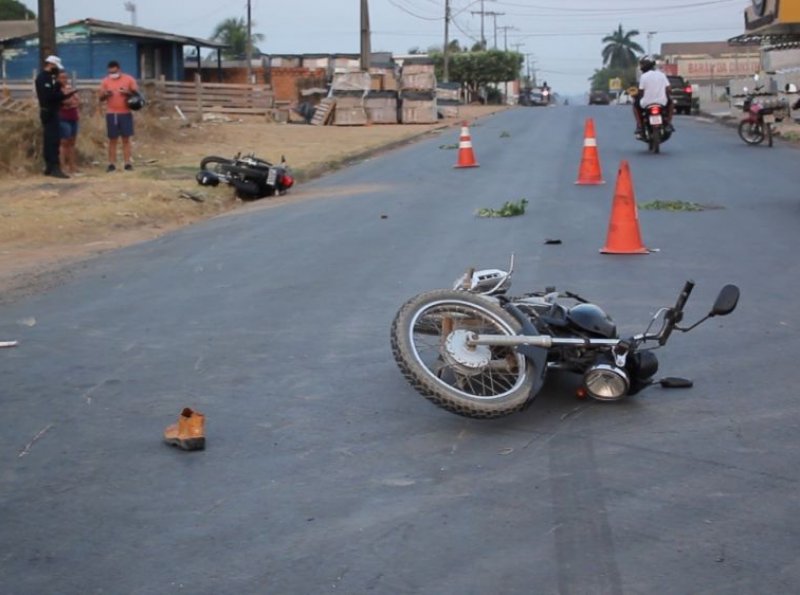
[476,198,529,218]
[639,200,706,212]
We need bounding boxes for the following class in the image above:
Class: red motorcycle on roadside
[737,79,795,148]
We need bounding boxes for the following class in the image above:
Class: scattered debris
[544,238,562,245]
[500,131,511,138]
[0,340,19,348]
[18,423,54,458]
[179,190,205,203]
[476,198,528,218]
[439,143,459,150]
[639,200,706,212]
[380,214,388,219]
[498,447,514,456]
[17,317,36,327]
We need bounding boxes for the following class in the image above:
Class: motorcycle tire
[200,155,235,173]
[391,289,537,419]
[650,126,661,154]
[738,121,764,145]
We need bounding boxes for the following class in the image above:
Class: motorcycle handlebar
[659,280,694,345]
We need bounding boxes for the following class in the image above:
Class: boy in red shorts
[98,60,138,172]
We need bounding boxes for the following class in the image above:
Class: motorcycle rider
[634,55,674,139]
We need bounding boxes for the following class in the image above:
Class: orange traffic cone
[600,161,649,255]
[454,122,479,168]
[575,118,604,185]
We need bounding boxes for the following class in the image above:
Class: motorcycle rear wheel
[200,155,236,174]
[391,290,537,419]
[738,121,764,145]
[649,126,661,154]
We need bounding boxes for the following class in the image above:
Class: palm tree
[601,24,644,69]
[211,17,265,60]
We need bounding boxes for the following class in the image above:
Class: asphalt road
[2,105,800,594]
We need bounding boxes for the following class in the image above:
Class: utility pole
[498,25,516,51]
[471,0,496,48]
[484,12,504,49]
[246,0,253,83]
[361,0,371,71]
[647,31,656,55]
[443,0,451,82]
[37,0,56,65]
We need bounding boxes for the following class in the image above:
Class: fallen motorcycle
[196,153,294,199]
[390,257,739,419]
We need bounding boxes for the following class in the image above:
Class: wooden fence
[0,75,275,118]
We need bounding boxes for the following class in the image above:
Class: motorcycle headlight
[583,364,629,401]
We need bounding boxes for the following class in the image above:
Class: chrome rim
[741,123,763,143]
[407,300,528,400]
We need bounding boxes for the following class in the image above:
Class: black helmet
[127,91,145,111]
[567,304,617,338]
[639,55,656,73]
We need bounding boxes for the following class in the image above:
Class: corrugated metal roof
[0,20,37,42]
[1,18,226,48]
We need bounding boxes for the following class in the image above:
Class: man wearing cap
[35,55,76,178]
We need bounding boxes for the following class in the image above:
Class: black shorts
[106,113,134,139]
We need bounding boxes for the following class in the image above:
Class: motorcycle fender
[502,302,549,395]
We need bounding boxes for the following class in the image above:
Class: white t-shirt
[639,70,670,107]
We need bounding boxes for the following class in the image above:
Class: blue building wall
[1,23,184,80]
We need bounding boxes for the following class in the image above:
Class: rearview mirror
[787,83,798,93]
[711,285,740,317]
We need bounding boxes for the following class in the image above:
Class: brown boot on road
[163,408,205,451]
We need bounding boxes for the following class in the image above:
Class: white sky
[21,0,750,94]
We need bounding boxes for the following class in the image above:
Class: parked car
[589,90,610,105]
[668,75,695,115]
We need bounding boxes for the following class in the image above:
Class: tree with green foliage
[211,17,265,60]
[589,65,637,93]
[431,49,522,102]
[0,0,35,20]
[601,24,643,69]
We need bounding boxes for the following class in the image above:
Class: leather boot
[164,407,205,451]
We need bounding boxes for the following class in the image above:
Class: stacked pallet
[437,82,461,119]
[365,91,399,124]
[331,72,370,126]
[400,60,437,124]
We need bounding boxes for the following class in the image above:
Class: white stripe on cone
[459,141,473,148]
[584,138,597,147]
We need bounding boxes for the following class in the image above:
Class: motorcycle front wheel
[738,121,764,145]
[391,290,537,419]
[200,155,236,175]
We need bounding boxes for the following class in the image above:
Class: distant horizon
[17,0,748,95]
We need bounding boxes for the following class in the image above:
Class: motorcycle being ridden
[633,56,674,153]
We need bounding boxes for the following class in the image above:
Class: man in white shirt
[634,56,673,138]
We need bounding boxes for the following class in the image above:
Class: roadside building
[728,0,800,95]
[0,19,37,78]
[660,41,761,104]
[0,18,224,81]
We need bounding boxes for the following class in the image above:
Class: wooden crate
[401,99,437,124]
[401,72,436,91]
[365,93,398,124]
[334,107,368,126]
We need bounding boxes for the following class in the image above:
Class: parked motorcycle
[638,103,672,153]
[390,257,739,419]
[737,78,796,148]
[196,153,294,199]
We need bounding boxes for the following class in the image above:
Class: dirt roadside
[0,104,508,303]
